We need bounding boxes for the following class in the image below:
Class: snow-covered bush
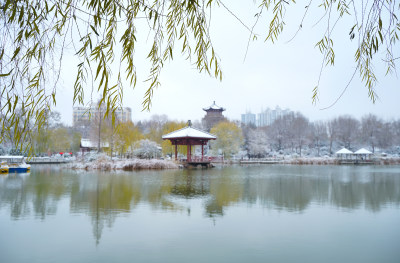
[71,158,178,170]
[133,139,161,159]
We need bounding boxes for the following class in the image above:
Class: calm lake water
[1,165,399,263]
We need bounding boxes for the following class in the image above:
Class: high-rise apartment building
[241,112,256,126]
[241,106,293,127]
[73,105,132,126]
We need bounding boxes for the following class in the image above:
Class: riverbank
[69,154,400,171]
[71,155,178,171]
[237,157,400,165]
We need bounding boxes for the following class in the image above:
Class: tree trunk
[98,114,102,153]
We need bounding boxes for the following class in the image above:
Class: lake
[1,165,399,263]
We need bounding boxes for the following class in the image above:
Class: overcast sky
[55,2,400,125]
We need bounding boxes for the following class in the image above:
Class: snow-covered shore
[237,156,400,165]
[70,154,178,171]
[69,153,400,171]
[279,157,400,165]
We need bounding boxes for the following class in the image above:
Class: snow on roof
[203,101,225,111]
[354,148,373,154]
[162,126,217,140]
[81,139,94,148]
[335,148,353,154]
[80,139,109,148]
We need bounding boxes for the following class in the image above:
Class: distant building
[241,112,256,126]
[241,106,293,127]
[73,105,132,139]
[73,105,132,126]
[201,101,227,131]
[257,106,292,126]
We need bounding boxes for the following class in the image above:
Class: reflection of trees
[31,167,66,220]
[238,166,400,212]
[0,166,66,220]
[70,174,133,245]
[205,168,244,217]
[246,176,314,212]
[70,172,176,244]
[0,174,31,219]
[1,166,400,242]
[329,168,400,212]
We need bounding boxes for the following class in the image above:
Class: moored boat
[0,156,31,173]
[0,161,9,173]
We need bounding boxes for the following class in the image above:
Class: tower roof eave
[203,101,225,111]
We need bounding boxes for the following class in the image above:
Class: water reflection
[1,165,399,243]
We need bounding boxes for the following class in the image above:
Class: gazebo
[162,121,216,165]
[354,148,373,160]
[335,148,353,160]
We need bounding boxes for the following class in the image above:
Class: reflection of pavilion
[170,170,210,198]
[162,121,216,167]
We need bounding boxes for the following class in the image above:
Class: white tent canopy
[354,148,372,154]
[335,148,353,154]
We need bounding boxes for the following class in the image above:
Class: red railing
[180,156,224,163]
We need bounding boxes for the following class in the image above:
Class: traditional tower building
[201,101,227,131]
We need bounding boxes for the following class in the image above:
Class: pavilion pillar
[201,144,204,161]
[187,144,191,162]
[174,144,177,161]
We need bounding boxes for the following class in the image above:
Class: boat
[0,161,9,173]
[0,156,31,173]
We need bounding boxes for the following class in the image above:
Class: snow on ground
[71,153,178,170]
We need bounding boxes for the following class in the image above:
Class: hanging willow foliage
[0,0,399,154]
[0,0,222,153]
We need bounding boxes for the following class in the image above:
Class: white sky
[55,2,400,125]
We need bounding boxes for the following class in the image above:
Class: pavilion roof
[162,126,217,140]
[335,148,353,154]
[203,101,225,111]
[354,148,372,154]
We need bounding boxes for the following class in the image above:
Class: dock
[185,160,213,168]
[26,157,71,164]
[240,161,279,164]
[240,159,280,164]
[339,160,376,165]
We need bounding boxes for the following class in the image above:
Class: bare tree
[247,128,269,158]
[89,104,114,154]
[327,118,339,155]
[291,113,310,156]
[376,122,394,151]
[392,120,400,147]
[360,114,382,153]
[310,121,327,156]
[336,116,360,150]
[269,115,290,151]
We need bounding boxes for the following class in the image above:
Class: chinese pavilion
[162,121,216,167]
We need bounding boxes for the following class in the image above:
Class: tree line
[243,112,400,158]
[1,109,399,159]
